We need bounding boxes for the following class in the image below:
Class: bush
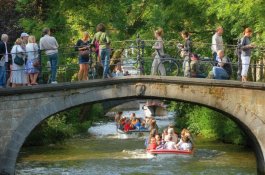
[25,114,75,146]
[172,102,247,145]
[24,103,104,146]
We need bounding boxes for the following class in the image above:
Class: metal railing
[2,38,265,87]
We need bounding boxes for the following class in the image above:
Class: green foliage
[173,102,247,145]
[25,114,75,146]
[10,0,263,80]
[11,0,265,49]
[89,103,105,121]
[24,104,104,146]
[168,101,195,117]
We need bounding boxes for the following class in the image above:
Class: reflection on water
[16,111,256,175]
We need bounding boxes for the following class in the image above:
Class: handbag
[14,46,24,65]
[14,55,24,65]
[79,49,90,59]
[32,44,40,67]
[33,58,40,67]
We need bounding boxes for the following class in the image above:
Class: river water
[16,111,256,175]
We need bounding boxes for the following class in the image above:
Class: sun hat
[20,32,29,37]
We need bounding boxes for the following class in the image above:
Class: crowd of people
[0,24,255,88]
[114,111,193,151]
[0,28,59,88]
[147,123,193,151]
[115,112,149,132]
[150,26,255,82]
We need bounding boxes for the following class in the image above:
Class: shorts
[78,56,89,64]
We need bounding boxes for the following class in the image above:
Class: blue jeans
[0,65,6,87]
[100,48,110,78]
[213,52,218,66]
[48,53,58,82]
[213,66,229,80]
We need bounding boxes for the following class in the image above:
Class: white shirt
[39,34,59,55]
[11,45,25,67]
[164,141,176,149]
[26,43,39,61]
[211,33,223,53]
[178,141,192,150]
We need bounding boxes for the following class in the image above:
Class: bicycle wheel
[157,59,180,76]
[199,60,214,75]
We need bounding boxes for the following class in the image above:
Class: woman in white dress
[151,27,166,75]
[11,38,27,87]
[26,35,39,85]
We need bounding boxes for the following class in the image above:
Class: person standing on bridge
[26,35,39,85]
[151,27,166,76]
[211,26,224,64]
[10,38,27,88]
[39,28,59,84]
[91,23,111,79]
[180,31,192,77]
[240,27,255,82]
[0,34,10,88]
[75,31,91,81]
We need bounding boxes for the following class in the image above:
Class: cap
[20,33,29,37]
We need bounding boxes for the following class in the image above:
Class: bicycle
[87,48,102,79]
[156,55,181,76]
[197,56,215,76]
[156,46,215,77]
[155,45,183,76]
[118,35,145,76]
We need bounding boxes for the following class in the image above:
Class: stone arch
[0,77,264,174]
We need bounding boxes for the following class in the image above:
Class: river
[16,111,256,175]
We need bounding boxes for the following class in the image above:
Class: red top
[124,123,133,132]
[147,143,157,150]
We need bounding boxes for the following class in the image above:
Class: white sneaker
[51,81,58,84]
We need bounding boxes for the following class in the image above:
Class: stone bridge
[0,76,264,175]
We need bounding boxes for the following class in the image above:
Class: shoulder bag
[14,46,24,65]
[79,41,90,59]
